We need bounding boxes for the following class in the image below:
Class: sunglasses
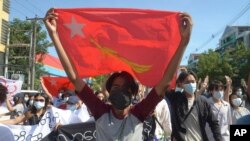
[35,99,45,102]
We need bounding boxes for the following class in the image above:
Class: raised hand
[44,8,58,35]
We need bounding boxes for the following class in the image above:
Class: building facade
[216,26,250,53]
[0,0,10,76]
[187,53,200,71]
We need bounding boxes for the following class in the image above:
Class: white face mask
[29,100,34,106]
[236,91,242,96]
[34,101,45,109]
[232,98,242,107]
[213,91,224,100]
[63,97,69,103]
[183,83,197,95]
[175,87,183,93]
[24,97,29,102]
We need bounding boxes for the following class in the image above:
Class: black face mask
[109,88,131,110]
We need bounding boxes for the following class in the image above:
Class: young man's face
[110,77,126,91]
[183,75,196,84]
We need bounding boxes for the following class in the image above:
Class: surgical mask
[109,88,131,110]
[29,100,34,106]
[67,104,77,111]
[232,98,242,107]
[175,87,183,93]
[236,91,242,96]
[24,97,29,102]
[63,97,69,103]
[58,93,63,99]
[213,91,224,100]
[34,101,45,110]
[183,83,196,95]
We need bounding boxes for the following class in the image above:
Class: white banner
[0,76,23,96]
[0,106,93,141]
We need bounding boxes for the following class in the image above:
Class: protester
[44,8,192,140]
[153,99,172,140]
[166,71,222,141]
[244,73,250,111]
[229,93,250,124]
[66,95,82,111]
[5,93,25,117]
[0,93,49,125]
[205,80,231,141]
[57,90,74,109]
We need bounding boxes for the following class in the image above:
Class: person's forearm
[0,115,25,125]
[50,33,77,82]
[5,99,14,112]
[224,85,230,102]
[248,73,250,97]
[49,32,85,91]
[155,42,187,95]
[40,78,54,101]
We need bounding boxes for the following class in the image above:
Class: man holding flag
[44,7,192,141]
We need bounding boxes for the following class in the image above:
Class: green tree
[196,49,233,82]
[91,75,109,92]
[9,18,52,89]
[226,43,250,85]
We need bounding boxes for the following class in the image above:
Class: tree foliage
[196,43,250,86]
[9,18,51,89]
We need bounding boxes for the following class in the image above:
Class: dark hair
[232,86,242,95]
[229,93,242,107]
[177,70,198,83]
[208,80,224,92]
[106,71,138,95]
[0,84,7,104]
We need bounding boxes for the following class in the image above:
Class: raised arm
[5,96,15,112]
[224,75,232,102]
[40,77,53,101]
[43,8,85,92]
[155,13,193,96]
[248,73,250,98]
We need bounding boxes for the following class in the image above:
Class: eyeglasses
[35,99,45,102]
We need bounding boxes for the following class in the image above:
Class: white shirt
[0,103,10,120]
[206,97,232,141]
[231,107,250,124]
[154,99,172,140]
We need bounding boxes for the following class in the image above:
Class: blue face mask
[213,91,224,100]
[34,101,45,110]
[183,83,197,95]
[67,104,77,111]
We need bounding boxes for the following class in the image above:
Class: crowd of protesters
[1,8,250,141]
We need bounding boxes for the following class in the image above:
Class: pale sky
[10,0,250,65]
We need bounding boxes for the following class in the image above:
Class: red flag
[36,53,64,71]
[41,76,74,97]
[55,8,181,87]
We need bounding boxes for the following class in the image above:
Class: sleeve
[206,101,223,141]
[131,88,163,122]
[76,85,109,120]
[228,105,232,125]
[156,100,172,136]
